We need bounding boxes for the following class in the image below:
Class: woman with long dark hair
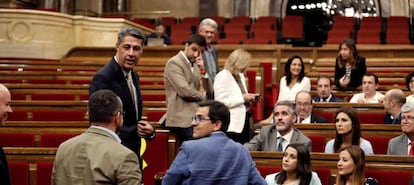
[334,38,366,90]
[324,107,373,154]
[265,143,322,185]
[277,55,311,103]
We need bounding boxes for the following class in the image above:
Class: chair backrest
[363,136,390,154]
[365,170,412,185]
[314,167,331,185]
[32,110,87,121]
[0,133,35,147]
[142,132,169,185]
[307,135,326,152]
[8,162,30,185]
[39,133,79,147]
[36,161,54,185]
[257,166,280,178]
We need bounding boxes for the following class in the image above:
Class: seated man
[383,89,406,124]
[146,20,172,46]
[387,101,414,155]
[244,100,312,152]
[312,75,344,102]
[349,72,384,103]
[162,100,266,185]
[296,90,328,124]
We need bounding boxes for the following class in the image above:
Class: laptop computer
[147,38,164,46]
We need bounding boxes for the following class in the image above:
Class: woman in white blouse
[278,55,311,103]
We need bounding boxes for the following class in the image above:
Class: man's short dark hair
[198,100,230,132]
[117,27,146,45]
[317,75,333,86]
[186,34,207,48]
[364,72,379,84]
[88,89,123,124]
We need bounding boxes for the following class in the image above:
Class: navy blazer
[310,113,328,123]
[89,58,143,158]
[312,95,344,102]
[0,146,11,185]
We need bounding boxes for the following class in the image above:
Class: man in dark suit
[0,84,12,185]
[383,89,406,124]
[387,101,414,155]
[312,76,344,102]
[296,91,328,124]
[89,27,155,169]
[244,100,312,152]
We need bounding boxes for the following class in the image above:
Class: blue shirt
[162,132,266,185]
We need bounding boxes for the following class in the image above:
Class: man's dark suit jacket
[0,146,11,185]
[312,95,344,102]
[310,113,328,123]
[89,58,143,160]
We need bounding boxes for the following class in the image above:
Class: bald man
[383,89,407,124]
[0,84,12,185]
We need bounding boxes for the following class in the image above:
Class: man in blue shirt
[162,100,266,185]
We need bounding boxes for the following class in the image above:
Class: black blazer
[0,146,11,185]
[89,58,143,157]
[334,56,366,90]
[311,113,328,123]
[312,95,344,102]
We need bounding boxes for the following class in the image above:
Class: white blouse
[277,76,311,103]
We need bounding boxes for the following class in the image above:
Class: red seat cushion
[39,133,79,147]
[36,162,54,185]
[0,133,35,147]
[142,132,169,185]
[365,170,412,185]
[8,162,30,185]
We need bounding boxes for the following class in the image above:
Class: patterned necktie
[299,117,304,123]
[277,137,284,151]
[410,141,414,156]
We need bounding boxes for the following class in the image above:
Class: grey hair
[401,101,414,112]
[199,18,218,32]
[117,27,146,45]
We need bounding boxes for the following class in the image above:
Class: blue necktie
[277,137,284,151]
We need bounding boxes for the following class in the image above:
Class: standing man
[349,73,384,103]
[199,18,219,84]
[0,84,12,185]
[387,101,414,155]
[52,90,141,184]
[296,91,328,124]
[89,27,155,168]
[164,34,213,144]
[383,89,406,124]
[312,75,344,102]
[162,100,266,185]
[244,100,312,152]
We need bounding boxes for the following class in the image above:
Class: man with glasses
[387,101,414,155]
[244,100,312,152]
[162,100,266,185]
[295,91,327,124]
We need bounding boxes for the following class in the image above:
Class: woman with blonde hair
[214,49,260,144]
[336,145,378,185]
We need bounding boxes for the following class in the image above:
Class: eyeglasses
[191,115,211,124]
[295,102,311,107]
[402,116,414,122]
